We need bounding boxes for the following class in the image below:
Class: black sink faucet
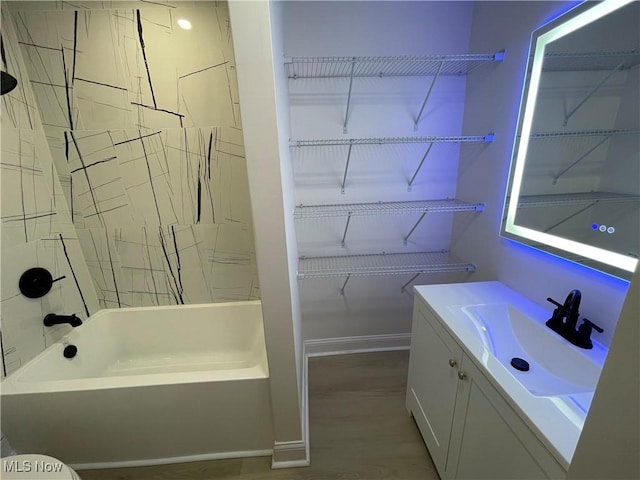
[546,290,603,349]
[562,289,581,332]
[43,313,82,327]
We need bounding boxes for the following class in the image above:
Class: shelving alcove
[287,52,504,294]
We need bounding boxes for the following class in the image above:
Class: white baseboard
[290,333,411,468]
[70,449,273,471]
[270,342,311,469]
[304,333,411,358]
[271,440,309,468]
[302,342,310,464]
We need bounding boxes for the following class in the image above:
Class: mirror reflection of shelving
[518,129,640,196]
[514,4,640,258]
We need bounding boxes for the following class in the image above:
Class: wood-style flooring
[77,351,439,480]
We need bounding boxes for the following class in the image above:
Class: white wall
[452,1,631,347]
[228,0,306,466]
[567,265,639,479]
[282,1,482,342]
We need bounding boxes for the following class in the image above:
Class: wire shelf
[294,199,485,219]
[290,134,494,147]
[527,129,640,139]
[516,192,640,208]
[542,50,640,72]
[297,251,476,279]
[285,52,504,79]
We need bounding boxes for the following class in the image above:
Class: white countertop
[414,281,608,470]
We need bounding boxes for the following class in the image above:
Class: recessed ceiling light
[177,18,192,30]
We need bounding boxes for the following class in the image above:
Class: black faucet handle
[575,318,603,349]
[545,297,566,331]
[546,297,563,309]
[581,318,604,333]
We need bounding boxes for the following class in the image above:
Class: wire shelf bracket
[414,61,444,131]
[401,273,423,294]
[340,274,352,295]
[285,51,505,133]
[552,134,612,183]
[341,212,352,247]
[343,58,356,133]
[403,212,428,245]
[563,57,631,126]
[341,143,354,194]
[543,203,597,233]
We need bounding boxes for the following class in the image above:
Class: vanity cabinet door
[406,300,463,477]
[447,355,566,480]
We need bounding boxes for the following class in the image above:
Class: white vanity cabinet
[407,295,567,480]
[406,298,463,474]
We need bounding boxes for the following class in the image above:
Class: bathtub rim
[80,299,264,329]
[0,300,268,395]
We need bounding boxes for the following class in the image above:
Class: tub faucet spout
[44,313,82,327]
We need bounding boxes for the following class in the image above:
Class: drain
[510,357,529,372]
[63,344,78,359]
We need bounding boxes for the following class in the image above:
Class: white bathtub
[0,301,273,469]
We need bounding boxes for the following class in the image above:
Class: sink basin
[449,303,603,397]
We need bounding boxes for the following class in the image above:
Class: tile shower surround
[1,1,258,375]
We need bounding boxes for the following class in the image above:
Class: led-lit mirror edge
[500,0,638,281]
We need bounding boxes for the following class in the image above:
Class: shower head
[1,70,17,95]
[1,33,17,95]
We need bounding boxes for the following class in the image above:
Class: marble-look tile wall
[1,15,100,375]
[1,1,258,373]
[64,125,256,307]
[12,1,257,305]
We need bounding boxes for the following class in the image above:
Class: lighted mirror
[502,0,640,280]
